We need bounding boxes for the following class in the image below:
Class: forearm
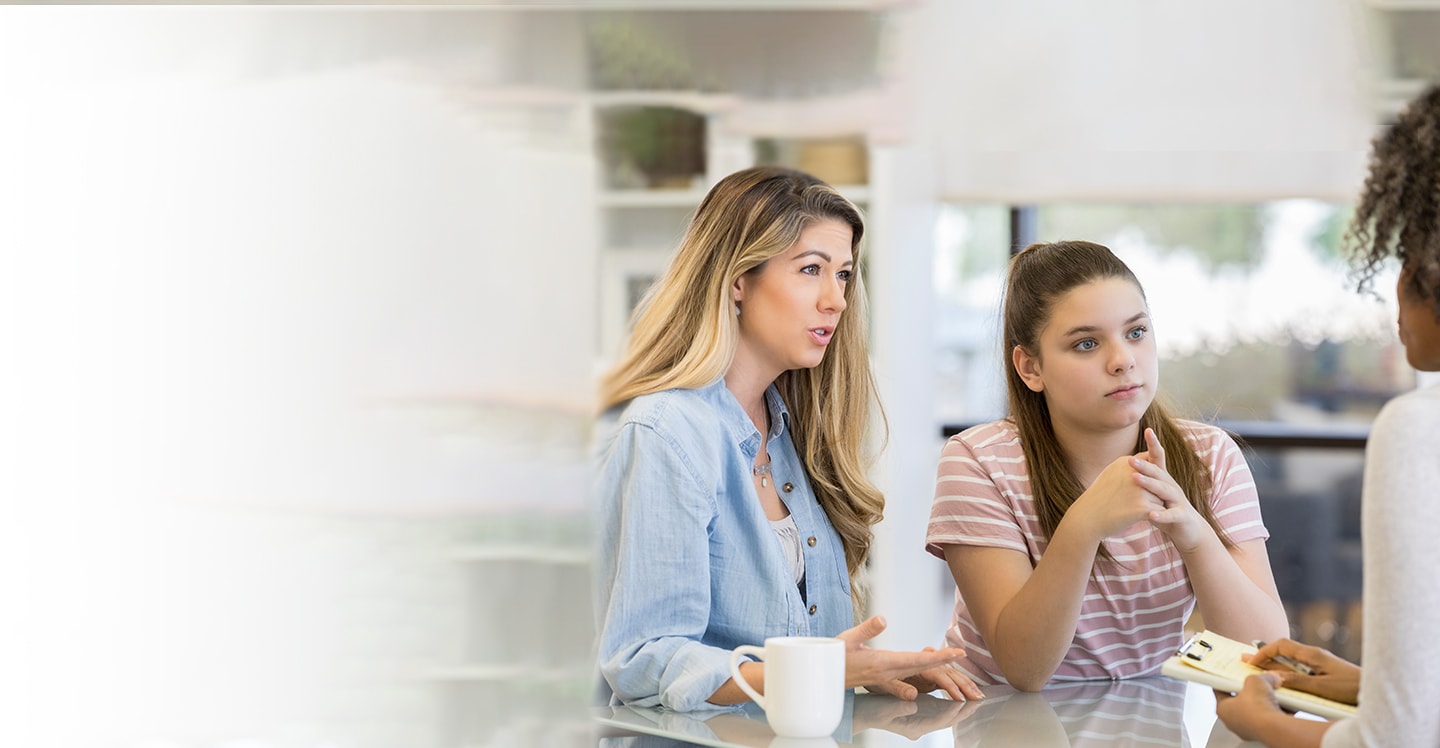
[1244,710,1331,747]
[989,515,1100,690]
[708,661,764,705]
[1181,535,1288,642]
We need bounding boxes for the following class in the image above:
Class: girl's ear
[1013,345,1045,393]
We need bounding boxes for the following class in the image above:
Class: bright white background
[0,3,1402,746]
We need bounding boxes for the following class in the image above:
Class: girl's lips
[809,327,834,345]
[1107,384,1142,400]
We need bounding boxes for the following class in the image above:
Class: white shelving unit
[1361,0,1440,118]
[427,538,595,748]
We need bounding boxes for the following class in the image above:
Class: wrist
[1054,509,1105,548]
[1179,528,1222,556]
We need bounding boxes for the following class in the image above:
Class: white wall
[4,7,597,509]
[3,9,597,745]
[903,0,1376,200]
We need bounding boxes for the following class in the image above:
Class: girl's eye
[1075,339,1098,351]
[801,264,821,276]
[836,269,853,283]
[1127,326,1148,340]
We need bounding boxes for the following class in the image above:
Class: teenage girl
[926,240,1289,690]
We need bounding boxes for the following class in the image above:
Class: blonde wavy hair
[599,166,886,606]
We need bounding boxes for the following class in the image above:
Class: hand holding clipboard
[1161,631,1358,720]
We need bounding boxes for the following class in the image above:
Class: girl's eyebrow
[794,249,854,267]
[1060,312,1149,338]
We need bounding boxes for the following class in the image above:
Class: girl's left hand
[1132,428,1209,551]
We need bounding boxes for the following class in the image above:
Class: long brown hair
[1345,83,1440,318]
[1002,240,1233,561]
[599,166,886,602]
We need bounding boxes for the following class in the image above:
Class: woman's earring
[734,303,741,317]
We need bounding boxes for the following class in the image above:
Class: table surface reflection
[596,678,1256,747]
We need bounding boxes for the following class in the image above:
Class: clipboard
[1160,630,1358,721]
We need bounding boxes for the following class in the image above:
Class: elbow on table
[1004,672,1051,692]
[994,658,1053,692]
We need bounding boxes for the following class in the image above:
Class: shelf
[599,184,862,207]
[589,90,740,114]
[447,544,592,565]
[1363,0,1440,8]
[1376,78,1432,119]
[458,86,581,108]
[597,188,709,208]
[545,0,917,7]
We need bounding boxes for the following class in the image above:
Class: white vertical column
[863,143,950,651]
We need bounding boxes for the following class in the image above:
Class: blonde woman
[594,166,981,711]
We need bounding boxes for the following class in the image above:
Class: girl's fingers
[1145,427,1167,471]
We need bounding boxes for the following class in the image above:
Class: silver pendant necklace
[753,462,772,488]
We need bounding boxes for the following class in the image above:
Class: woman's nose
[821,278,847,313]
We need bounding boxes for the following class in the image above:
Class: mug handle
[728,644,767,708]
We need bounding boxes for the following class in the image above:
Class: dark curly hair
[1344,84,1440,320]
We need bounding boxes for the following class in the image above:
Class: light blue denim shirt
[593,378,853,711]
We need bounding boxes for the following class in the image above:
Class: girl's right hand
[1069,455,1164,539]
[1245,639,1361,705]
[837,616,968,700]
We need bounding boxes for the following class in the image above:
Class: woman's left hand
[899,649,986,702]
[1214,672,1286,741]
[1132,428,1210,551]
[838,617,966,700]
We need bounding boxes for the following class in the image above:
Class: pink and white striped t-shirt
[925,418,1269,685]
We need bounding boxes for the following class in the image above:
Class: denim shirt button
[806,536,817,547]
[782,482,794,493]
[808,604,818,615]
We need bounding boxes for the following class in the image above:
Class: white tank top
[770,513,805,585]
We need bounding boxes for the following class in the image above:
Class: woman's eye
[801,264,821,275]
[1075,339,1098,351]
[1127,326,1148,340]
[836,270,853,283]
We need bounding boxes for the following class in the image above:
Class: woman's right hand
[1245,638,1361,705]
[837,616,966,700]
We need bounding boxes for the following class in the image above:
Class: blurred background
[2,2,1435,746]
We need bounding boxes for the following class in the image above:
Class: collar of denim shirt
[709,378,790,449]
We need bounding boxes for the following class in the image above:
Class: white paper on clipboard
[1161,630,1357,721]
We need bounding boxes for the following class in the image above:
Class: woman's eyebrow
[793,249,854,267]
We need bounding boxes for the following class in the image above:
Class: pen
[1252,640,1316,676]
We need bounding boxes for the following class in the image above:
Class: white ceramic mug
[728,636,845,738]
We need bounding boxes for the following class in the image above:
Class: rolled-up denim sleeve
[595,420,735,711]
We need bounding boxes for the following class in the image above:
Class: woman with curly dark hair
[1216,84,1440,747]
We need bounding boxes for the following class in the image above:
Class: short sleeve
[1193,426,1269,544]
[926,430,1030,559]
